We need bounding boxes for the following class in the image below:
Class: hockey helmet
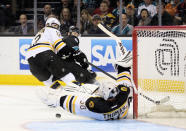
[69,26,80,34]
[45,17,61,30]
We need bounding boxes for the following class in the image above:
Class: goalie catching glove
[114,51,132,70]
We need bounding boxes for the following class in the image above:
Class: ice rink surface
[0,85,186,131]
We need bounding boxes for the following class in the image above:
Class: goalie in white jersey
[26,16,96,89]
[45,52,133,120]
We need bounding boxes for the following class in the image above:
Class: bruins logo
[89,101,94,108]
[121,87,127,92]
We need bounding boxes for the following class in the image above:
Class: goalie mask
[46,17,61,30]
[98,82,119,100]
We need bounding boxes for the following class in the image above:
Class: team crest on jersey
[88,101,94,108]
[121,87,127,92]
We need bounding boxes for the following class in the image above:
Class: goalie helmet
[98,82,119,100]
[45,17,61,30]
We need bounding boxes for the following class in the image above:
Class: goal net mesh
[133,27,186,118]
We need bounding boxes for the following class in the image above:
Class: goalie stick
[97,24,170,105]
[86,61,117,81]
[86,61,170,105]
[59,80,99,95]
[97,23,127,56]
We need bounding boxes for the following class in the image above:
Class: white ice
[0,85,186,131]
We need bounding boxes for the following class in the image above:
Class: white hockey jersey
[26,27,65,60]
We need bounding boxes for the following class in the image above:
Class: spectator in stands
[125,4,138,26]
[103,0,114,11]
[165,3,177,16]
[172,0,181,9]
[82,0,99,13]
[165,1,182,25]
[59,8,74,34]
[71,0,86,24]
[37,19,44,31]
[54,0,72,18]
[112,0,126,21]
[92,0,113,16]
[80,9,92,34]
[88,14,104,34]
[177,0,186,23]
[182,15,186,25]
[137,0,157,18]
[150,3,174,25]
[0,3,15,32]
[111,13,133,36]
[132,0,144,7]
[14,14,33,35]
[38,4,52,27]
[168,0,181,17]
[94,1,116,28]
[0,5,6,32]
[137,8,151,26]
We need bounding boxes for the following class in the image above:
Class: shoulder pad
[63,35,79,48]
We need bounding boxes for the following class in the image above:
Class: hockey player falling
[26,16,96,90]
[45,62,133,120]
[27,16,133,120]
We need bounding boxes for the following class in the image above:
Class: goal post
[132,26,186,118]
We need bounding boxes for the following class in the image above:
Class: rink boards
[0,36,132,85]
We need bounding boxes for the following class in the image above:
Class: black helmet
[69,26,80,34]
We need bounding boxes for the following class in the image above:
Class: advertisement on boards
[19,39,32,70]
[18,37,132,73]
[91,39,132,72]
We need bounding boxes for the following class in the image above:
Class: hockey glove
[57,44,76,58]
[114,51,133,72]
[73,50,89,69]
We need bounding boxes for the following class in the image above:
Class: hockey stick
[87,61,170,105]
[86,61,117,81]
[97,24,170,105]
[139,92,170,105]
[59,80,99,95]
[97,23,127,56]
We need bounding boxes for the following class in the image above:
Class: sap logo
[91,39,132,72]
[19,39,32,70]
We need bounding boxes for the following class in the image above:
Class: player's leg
[113,51,133,106]
[27,54,52,82]
[113,49,133,87]
[39,50,96,84]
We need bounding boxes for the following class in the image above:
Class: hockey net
[132,26,186,118]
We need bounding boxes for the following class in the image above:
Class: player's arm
[48,29,76,60]
[72,49,89,69]
[57,36,89,69]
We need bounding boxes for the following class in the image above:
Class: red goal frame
[132,26,186,119]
